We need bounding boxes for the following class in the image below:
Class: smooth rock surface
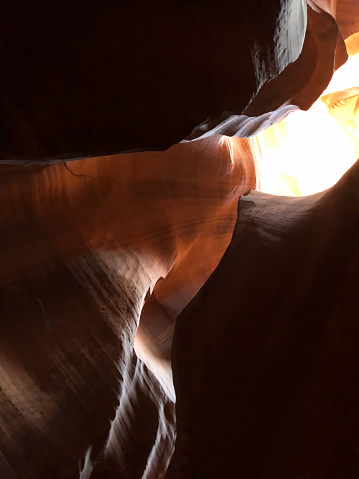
[0,136,255,478]
[169,159,359,478]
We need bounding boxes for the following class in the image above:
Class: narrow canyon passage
[0,1,358,478]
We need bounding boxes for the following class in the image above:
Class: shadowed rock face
[0,0,341,161]
[0,252,174,479]
[0,1,358,478]
[169,160,359,479]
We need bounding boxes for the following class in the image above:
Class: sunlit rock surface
[0,137,255,478]
[0,1,358,478]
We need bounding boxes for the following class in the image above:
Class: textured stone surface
[169,160,359,479]
[0,136,255,478]
[0,0,306,160]
[0,1,358,478]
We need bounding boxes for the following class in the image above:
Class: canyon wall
[0,1,358,478]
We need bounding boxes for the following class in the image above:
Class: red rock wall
[0,1,358,478]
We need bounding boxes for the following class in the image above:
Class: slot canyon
[0,1,358,478]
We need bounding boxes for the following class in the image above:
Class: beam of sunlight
[253,51,359,197]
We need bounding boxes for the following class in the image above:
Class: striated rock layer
[0,1,358,478]
[0,137,255,478]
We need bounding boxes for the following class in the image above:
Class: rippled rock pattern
[0,137,255,478]
[0,1,358,478]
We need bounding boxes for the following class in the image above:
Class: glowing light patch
[252,52,359,197]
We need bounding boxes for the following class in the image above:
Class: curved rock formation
[186,1,350,140]
[0,136,255,478]
[0,0,352,161]
[169,159,359,479]
[0,1,359,478]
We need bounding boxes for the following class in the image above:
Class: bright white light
[253,52,359,197]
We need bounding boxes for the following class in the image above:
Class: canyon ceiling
[0,1,358,478]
